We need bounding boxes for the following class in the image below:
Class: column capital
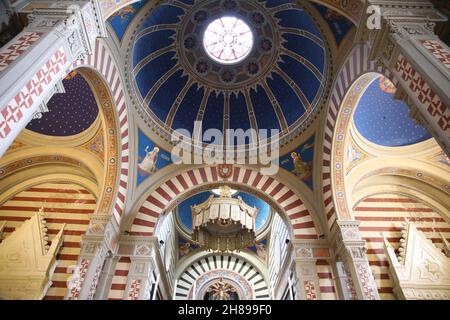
[291,239,331,262]
[356,0,446,58]
[117,235,161,300]
[83,214,120,254]
[330,220,380,300]
[25,0,106,61]
[117,235,160,262]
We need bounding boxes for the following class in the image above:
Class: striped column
[117,236,160,300]
[332,221,380,300]
[93,255,120,300]
[65,215,117,300]
[292,241,335,300]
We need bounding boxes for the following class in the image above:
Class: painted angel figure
[255,242,267,260]
[138,146,160,175]
[291,152,312,181]
[179,242,191,257]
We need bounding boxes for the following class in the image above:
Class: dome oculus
[203,16,253,64]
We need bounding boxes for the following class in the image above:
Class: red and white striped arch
[321,44,396,231]
[70,39,129,224]
[130,166,319,239]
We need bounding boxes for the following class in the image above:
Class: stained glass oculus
[203,16,253,64]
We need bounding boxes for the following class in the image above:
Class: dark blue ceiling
[132,0,327,140]
[26,73,99,136]
[107,1,146,42]
[177,190,270,232]
[354,77,432,147]
[313,3,354,45]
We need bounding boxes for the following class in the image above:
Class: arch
[351,187,450,299]
[352,178,450,223]
[0,154,101,204]
[128,166,320,240]
[100,0,140,20]
[320,45,397,231]
[69,39,130,224]
[0,173,98,205]
[0,146,103,186]
[174,251,271,300]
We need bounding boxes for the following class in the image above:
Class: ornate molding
[383,222,450,300]
[0,209,65,299]
[27,1,106,62]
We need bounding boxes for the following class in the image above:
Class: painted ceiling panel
[313,3,354,45]
[134,51,177,97]
[267,72,306,126]
[150,69,189,121]
[202,92,225,134]
[250,85,282,132]
[229,92,251,132]
[26,73,98,136]
[274,9,321,37]
[353,77,432,147]
[132,29,176,66]
[171,84,204,133]
[107,1,146,42]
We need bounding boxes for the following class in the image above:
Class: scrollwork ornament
[424,22,436,34]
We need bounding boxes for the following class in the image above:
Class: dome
[26,72,99,136]
[353,76,432,147]
[131,0,329,144]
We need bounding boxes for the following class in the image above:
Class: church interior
[0,0,449,300]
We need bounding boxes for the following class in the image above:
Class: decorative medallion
[218,164,233,179]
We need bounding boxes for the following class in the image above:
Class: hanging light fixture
[191,186,258,252]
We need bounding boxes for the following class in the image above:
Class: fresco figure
[291,151,312,181]
[255,242,267,260]
[179,242,191,257]
[138,146,160,175]
[110,6,136,22]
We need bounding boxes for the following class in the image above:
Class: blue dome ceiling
[132,0,328,141]
[354,76,432,147]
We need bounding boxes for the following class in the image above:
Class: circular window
[203,16,253,64]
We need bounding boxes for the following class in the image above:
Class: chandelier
[191,186,258,252]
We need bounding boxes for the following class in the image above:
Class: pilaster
[291,240,332,300]
[65,214,118,300]
[117,235,160,300]
[331,221,380,300]
[0,0,106,156]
